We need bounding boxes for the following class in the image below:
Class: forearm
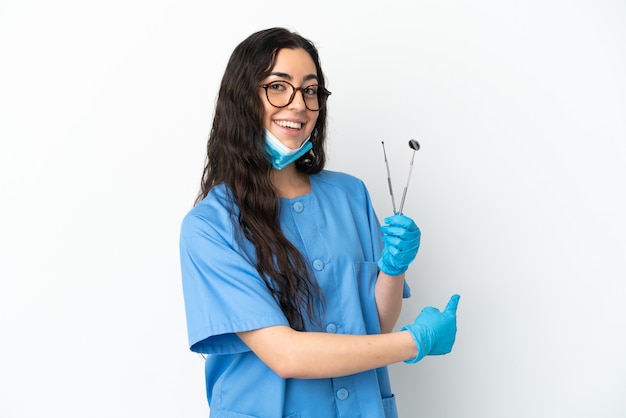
[238,325,416,379]
[375,270,405,333]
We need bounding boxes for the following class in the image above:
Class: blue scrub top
[180,170,411,418]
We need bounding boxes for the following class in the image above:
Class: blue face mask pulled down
[264,129,312,170]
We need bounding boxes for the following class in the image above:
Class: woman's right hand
[402,294,460,363]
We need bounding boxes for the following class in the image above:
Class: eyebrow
[270,72,319,82]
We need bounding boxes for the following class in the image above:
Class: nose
[288,88,307,111]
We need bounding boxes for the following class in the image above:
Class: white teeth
[275,120,302,129]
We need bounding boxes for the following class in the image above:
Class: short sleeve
[179,194,289,355]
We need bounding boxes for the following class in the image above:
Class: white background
[1,1,625,417]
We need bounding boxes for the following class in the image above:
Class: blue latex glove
[402,294,460,363]
[377,214,421,276]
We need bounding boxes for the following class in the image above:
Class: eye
[302,85,319,96]
[268,81,288,92]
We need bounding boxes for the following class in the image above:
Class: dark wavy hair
[195,28,328,331]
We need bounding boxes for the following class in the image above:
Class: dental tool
[398,139,420,214]
[381,141,397,214]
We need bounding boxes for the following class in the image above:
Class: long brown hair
[195,28,328,330]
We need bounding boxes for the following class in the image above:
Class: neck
[271,164,311,198]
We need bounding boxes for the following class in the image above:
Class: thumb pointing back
[444,294,461,314]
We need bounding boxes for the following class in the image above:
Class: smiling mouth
[275,120,302,130]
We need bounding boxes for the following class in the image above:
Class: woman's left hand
[377,214,421,276]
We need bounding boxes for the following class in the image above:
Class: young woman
[180,27,460,418]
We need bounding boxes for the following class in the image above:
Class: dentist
[180,27,460,418]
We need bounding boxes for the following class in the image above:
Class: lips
[274,120,303,130]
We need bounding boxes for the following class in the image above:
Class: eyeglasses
[260,80,331,111]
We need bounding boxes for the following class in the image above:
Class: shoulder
[311,170,380,221]
[313,170,368,193]
[180,183,238,240]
